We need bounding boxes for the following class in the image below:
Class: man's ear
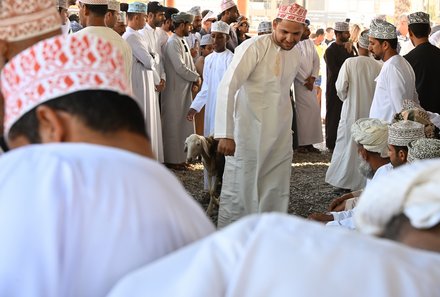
[35,105,66,143]
[398,149,408,162]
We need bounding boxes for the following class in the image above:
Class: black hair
[165,7,179,21]
[376,38,398,50]
[390,144,408,154]
[315,28,324,36]
[408,23,430,38]
[9,90,148,143]
[120,2,129,12]
[84,4,108,17]
[69,14,79,22]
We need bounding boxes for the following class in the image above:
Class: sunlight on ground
[292,162,330,167]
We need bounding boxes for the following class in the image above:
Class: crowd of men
[0,0,440,295]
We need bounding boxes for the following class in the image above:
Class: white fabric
[214,35,300,227]
[326,56,382,190]
[191,50,234,136]
[369,55,419,122]
[75,26,133,91]
[211,20,230,34]
[162,33,200,164]
[0,143,215,297]
[429,30,440,48]
[327,162,393,229]
[351,118,389,158]
[185,31,202,61]
[355,159,440,235]
[156,27,169,55]
[294,39,322,145]
[108,213,440,297]
[123,27,163,162]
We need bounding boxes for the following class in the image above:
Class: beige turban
[355,160,440,235]
[351,118,389,158]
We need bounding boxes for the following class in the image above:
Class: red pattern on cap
[1,34,131,135]
[277,4,307,24]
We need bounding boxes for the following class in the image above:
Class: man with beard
[309,118,391,228]
[368,19,418,122]
[219,0,240,52]
[324,21,355,151]
[104,0,120,29]
[294,19,322,153]
[157,7,179,54]
[161,12,201,170]
[214,4,305,227]
[186,6,202,60]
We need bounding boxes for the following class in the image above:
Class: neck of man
[147,20,156,30]
[86,16,106,27]
[335,37,345,45]
[221,16,230,25]
[371,157,390,175]
[358,47,369,56]
[215,47,226,53]
[175,29,184,38]
[412,37,429,47]
[382,49,398,62]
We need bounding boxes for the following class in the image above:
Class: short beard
[358,155,374,179]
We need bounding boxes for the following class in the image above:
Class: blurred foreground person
[0,34,214,297]
[108,213,440,297]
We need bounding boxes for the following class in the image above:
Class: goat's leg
[212,175,220,205]
[206,174,214,216]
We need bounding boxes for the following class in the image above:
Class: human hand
[328,192,354,211]
[344,41,353,54]
[186,108,197,121]
[217,138,236,156]
[308,212,334,223]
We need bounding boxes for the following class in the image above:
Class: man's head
[334,22,350,43]
[104,0,120,28]
[300,19,311,41]
[314,28,324,44]
[1,34,149,152]
[368,19,398,60]
[258,21,272,35]
[397,14,409,36]
[201,10,216,32]
[211,21,230,52]
[357,29,370,56]
[127,2,147,30]
[408,12,431,44]
[147,2,166,29]
[199,35,214,57]
[113,11,127,36]
[351,118,390,178]
[188,6,202,32]
[272,4,307,51]
[163,7,179,32]
[57,0,69,25]
[355,159,440,253]
[387,120,425,168]
[78,0,108,27]
[0,0,61,68]
[171,12,194,37]
[325,27,334,40]
[219,0,239,24]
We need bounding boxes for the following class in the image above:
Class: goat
[184,134,225,215]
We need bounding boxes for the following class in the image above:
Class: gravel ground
[171,146,339,225]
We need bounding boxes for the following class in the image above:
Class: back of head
[408,12,431,38]
[1,34,147,146]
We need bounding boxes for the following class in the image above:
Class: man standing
[76,0,133,90]
[369,19,418,122]
[104,0,119,29]
[404,12,440,114]
[294,20,322,153]
[157,7,179,54]
[123,2,163,162]
[162,12,201,170]
[326,30,382,191]
[113,11,127,36]
[214,4,305,227]
[219,0,240,52]
[186,6,202,60]
[324,21,354,151]
[324,27,335,45]
[396,14,414,55]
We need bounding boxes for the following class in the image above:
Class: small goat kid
[184,134,225,215]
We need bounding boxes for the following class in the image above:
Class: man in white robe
[355,159,440,253]
[157,7,179,55]
[76,0,133,90]
[123,2,163,161]
[161,12,201,169]
[107,213,440,297]
[294,20,322,152]
[186,6,202,61]
[214,4,305,228]
[368,19,418,122]
[139,1,168,162]
[326,30,382,190]
[0,33,214,297]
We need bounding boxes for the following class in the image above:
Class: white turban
[351,118,389,158]
[355,159,440,235]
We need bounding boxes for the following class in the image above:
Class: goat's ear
[201,137,210,155]
[184,143,188,152]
